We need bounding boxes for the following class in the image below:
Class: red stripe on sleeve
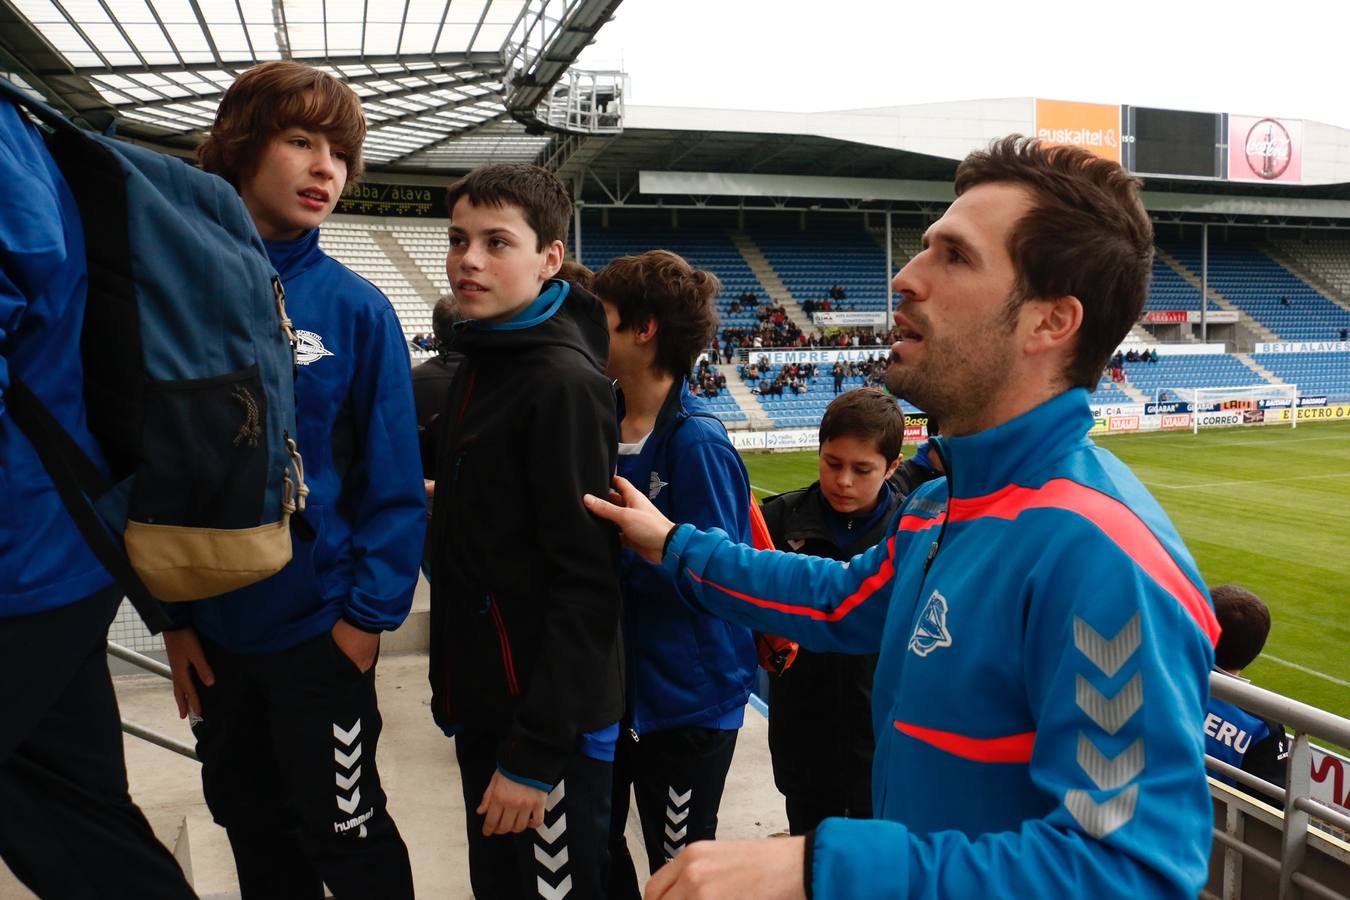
[685,534,897,622]
[895,720,1037,764]
[942,479,1219,646]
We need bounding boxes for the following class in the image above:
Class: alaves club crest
[295,329,334,365]
[648,471,669,499]
[908,590,953,657]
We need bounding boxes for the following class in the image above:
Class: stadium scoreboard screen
[1122,106,1224,178]
[336,182,448,218]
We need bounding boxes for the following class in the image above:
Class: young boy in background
[164,61,425,898]
[428,164,623,898]
[760,388,940,834]
[591,251,756,896]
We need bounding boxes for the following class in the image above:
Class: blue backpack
[0,78,306,632]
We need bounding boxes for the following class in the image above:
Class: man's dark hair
[593,250,720,376]
[445,163,570,251]
[819,388,904,463]
[431,293,461,348]
[954,135,1154,391]
[1210,584,1271,672]
[557,260,595,291]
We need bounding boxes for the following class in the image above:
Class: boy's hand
[477,770,547,835]
[331,619,380,673]
[644,838,807,900]
[163,627,214,720]
[583,476,677,564]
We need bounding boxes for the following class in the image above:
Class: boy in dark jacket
[592,251,756,896]
[428,164,623,899]
[761,388,939,835]
[163,61,425,898]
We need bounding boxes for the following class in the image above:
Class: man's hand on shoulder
[644,837,807,900]
[583,475,677,564]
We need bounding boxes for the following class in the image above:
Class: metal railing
[1205,672,1350,900]
[107,641,197,761]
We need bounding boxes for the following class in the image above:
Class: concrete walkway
[2,651,787,898]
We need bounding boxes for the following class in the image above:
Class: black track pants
[606,726,738,899]
[0,587,196,899]
[191,631,413,899]
[456,728,613,900]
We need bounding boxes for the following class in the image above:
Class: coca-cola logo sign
[1229,115,1302,183]
[1244,118,1292,180]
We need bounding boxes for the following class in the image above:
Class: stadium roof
[0,0,620,169]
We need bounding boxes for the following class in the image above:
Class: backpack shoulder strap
[0,78,82,137]
[7,375,171,633]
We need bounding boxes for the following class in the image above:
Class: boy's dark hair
[431,293,461,348]
[557,260,595,291]
[445,164,571,251]
[198,61,366,188]
[954,135,1154,391]
[1210,584,1271,672]
[593,250,720,376]
[818,388,904,463]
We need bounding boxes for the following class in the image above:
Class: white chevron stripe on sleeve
[334,744,362,769]
[1073,614,1140,678]
[336,787,361,815]
[668,787,692,807]
[1075,673,1142,735]
[1065,784,1139,839]
[1076,734,1145,791]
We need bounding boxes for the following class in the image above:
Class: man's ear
[884,456,902,479]
[1023,295,1082,357]
[541,240,565,280]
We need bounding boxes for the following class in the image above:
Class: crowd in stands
[1108,347,1158,381]
[690,359,728,398]
[410,332,440,351]
[740,354,891,396]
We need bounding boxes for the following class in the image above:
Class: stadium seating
[1159,237,1350,341]
[740,357,919,427]
[748,220,893,312]
[580,226,770,329]
[319,220,436,359]
[1114,354,1267,400]
[1272,234,1350,302]
[1144,256,1202,311]
[1250,352,1350,401]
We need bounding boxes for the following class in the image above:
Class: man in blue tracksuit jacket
[592,251,757,897]
[586,137,1220,899]
[163,63,425,898]
[0,83,196,900]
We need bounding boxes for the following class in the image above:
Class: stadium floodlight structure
[1166,384,1302,433]
[0,0,624,172]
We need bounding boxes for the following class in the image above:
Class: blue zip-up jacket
[183,229,425,652]
[0,96,114,614]
[664,388,1220,898]
[617,380,756,735]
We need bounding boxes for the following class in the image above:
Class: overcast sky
[575,0,1350,129]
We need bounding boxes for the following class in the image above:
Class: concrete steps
[1234,352,1285,384]
[1261,243,1350,314]
[728,232,815,336]
[371,230,440,306]
[1155,248,1279,347]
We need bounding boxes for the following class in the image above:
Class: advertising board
[813,311,889,327]
[1034,99,1122,163]
[1227,115,1303,184]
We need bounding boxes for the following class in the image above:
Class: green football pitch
[741,421,1350,722]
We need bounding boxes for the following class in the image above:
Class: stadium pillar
[573,177,583,262]
[1201,223,1209,343]
[885,211,894,325]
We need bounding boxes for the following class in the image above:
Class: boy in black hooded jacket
[428,163,623,899]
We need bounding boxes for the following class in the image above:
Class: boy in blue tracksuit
[162,62,424,897]
[592,251,757,896]
[586,137,1220,899]
[0,84,196,899]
